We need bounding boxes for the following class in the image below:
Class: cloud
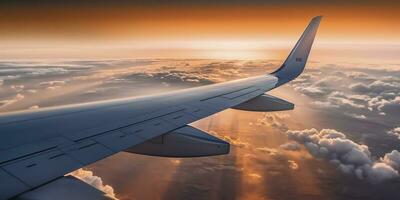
[291,74,342,98]
[348,94,371,102]
[39,80,66,86]
[46,86,61,90]
[280,142,301,151]
[246,173,262,180]
[314,76,343,87]
[290,68,398,120]
[256,113,289,132]
[382,150,400,169]
[344,71,373,81]
[211,131,248,148]
[328,97,365,109]
[170,159,181,166]
[0,67,70,79]
[294,85,329,97]
[38,80,67,90]
[326,93,366,110]
[286,128,400,183]
[387,127,400,140]
[368,96,400,114]
[69,168,118,199]
[10,85,25,92]
[29,105,40,110]
[345,113,367,120]
[27,89,37,93]
[0,94,24,108]
[256,147,278,155]
[312,101,340,109]
[350,80,400,94]
[288,160,299,170]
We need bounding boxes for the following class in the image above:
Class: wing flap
[232,94,294,112]
[125,125,229,157]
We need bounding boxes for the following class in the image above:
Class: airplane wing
[0,16,321,199]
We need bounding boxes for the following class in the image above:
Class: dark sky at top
[1,0,399,7]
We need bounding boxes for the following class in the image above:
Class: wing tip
[313,16,323,20]
[270,15,322,87]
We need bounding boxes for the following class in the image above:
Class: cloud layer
[286,128,400,183]
[291,67,400,120]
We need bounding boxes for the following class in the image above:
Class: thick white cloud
[286,128,400,183]
[327,96,366,109]
[350,80,400,94]
[292,68,399,118]
[348,94,371,102]
[295,86,328,97]
[69,168,118,199]
[382,150,400,169]
[368,96,400,114]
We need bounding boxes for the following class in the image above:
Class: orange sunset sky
[1,1,399,61]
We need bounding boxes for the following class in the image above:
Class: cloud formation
[288,160,299,170]
[256,113,289,132]
[388,127,400,140]
[292,68,400,115]
[0,94,24,108]
[286,128,400,183]
[280,142,301,151]
[256,147,278,155]
[211,131,249,148]
[350,81,400,95]
[70,168,118,199]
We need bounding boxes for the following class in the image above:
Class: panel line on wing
[200,86,254,101]
[74,108,186,142]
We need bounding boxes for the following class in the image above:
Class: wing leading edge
[0,16,322,199]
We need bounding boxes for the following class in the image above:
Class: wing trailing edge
[125,125,229,157]
[271,16,322,87]
[232,94,294,112]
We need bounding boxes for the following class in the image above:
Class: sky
[1,0,400,62]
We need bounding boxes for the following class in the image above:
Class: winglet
[271,16,322,87]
